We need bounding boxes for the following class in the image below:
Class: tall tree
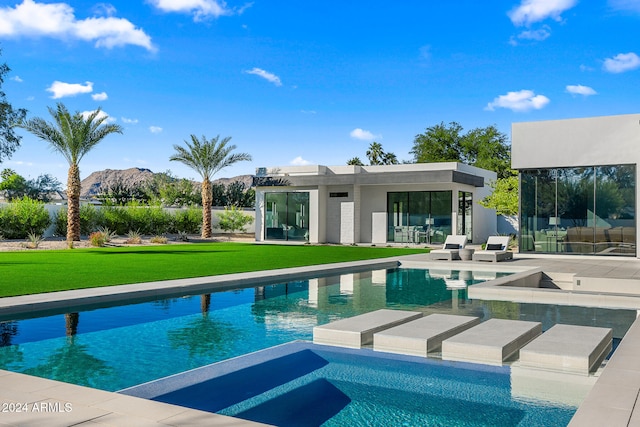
[411,121,511,178]
[170,134,252,238]
[0,49,27,162]
[18,103,123,242]
[366,142,385,165]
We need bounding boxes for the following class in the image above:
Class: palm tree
[366,142,384,165]
[18,103,123,243]
[170,135,251,238]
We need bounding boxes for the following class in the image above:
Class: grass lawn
[0,243,427,297]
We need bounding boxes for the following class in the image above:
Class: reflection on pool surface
[0,268,635,394]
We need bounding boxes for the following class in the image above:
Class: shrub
[54,204,104,237]
[125,229,142,244]
[24,232,43,249]
[89,231,106,247]
[150,235,168,244]
[0,197,51,239]
[216,206,253,234]
[171,207,201,234]
[96,226,117,242]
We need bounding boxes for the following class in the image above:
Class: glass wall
[387,191,452,244]
[264,192,310,241]
[520,165,635,256]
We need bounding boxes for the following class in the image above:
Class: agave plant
[125,229,142,244]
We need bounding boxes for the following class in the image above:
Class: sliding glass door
[264,192,310,241]
[387,191,452,243]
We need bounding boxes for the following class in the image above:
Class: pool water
[0,267,635,424]
[124,342,577,427]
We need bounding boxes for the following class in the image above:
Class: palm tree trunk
[67,164,82,242]
[201,177,212,238]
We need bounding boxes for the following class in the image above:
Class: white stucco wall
[512,114,640,169]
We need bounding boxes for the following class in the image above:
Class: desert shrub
[96,226,117,242]
[170,207,202,234]
[89,231,106,247]
[216,206,253,233]
[125,229,142,244]
[24,232,43,249]
[54,204,104,236]
[150,235,168,244]
[0,197,51,239]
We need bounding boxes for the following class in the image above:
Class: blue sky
[1,0,639,184]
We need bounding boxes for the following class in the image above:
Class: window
[387,191,452,244]
[264,192,310,241]
[520,165,635,256]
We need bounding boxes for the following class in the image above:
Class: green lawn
[0,243,427,297]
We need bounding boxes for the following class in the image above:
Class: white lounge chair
[472,236,513,262]
[430,235,467,261]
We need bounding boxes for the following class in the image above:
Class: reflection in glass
[264,192,309,241]
[387,191,452,244]
[520,165,635,256]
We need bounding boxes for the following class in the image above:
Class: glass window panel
[558,167,593,254]
[286,192,309,241]
[265,193,287,240]
[431,191,452,243]
[594,165,636,255]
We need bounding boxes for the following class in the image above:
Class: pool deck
[2,252,640,426]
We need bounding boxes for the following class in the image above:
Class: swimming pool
[124,341,577,426]
[0,267,636,423]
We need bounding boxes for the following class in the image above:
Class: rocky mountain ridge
[80,168,253,198]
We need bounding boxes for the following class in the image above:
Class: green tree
[411,122,511,179]
[366,142,385,165]
[0,49,27,163]
[0,168,28,199]
[170,135,252,238]
[216,205,254,234]
[478,170,519,216]
[18,103,123,242]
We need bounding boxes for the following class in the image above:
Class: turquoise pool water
[0,267,636,425]
[124,341,577,427]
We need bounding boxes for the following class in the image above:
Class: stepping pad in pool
[313,309,423,348]
[517,324,612,375]
[441,319,542,365]
[373,314,481,356]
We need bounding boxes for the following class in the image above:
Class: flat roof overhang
[255,170,484,188]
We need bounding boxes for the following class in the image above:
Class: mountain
[80,168,254,198]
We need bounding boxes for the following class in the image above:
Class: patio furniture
[472,236,513,262]
[430,235,467,261]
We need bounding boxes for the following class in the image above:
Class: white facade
[254,163,498,245]
[512,113,640,257]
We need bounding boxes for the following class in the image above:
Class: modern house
[253,163,497,245]
[512,113,639,257]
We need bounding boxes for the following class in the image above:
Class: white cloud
[148,0,248,21]
[47,81,93,99]
[121,117,139,124]
[609,0,640,13]
[149,126,163,134]
[508,0,577,26]
[0,0,154,51]
[349,128,379,141]
[485,90,550,112]
[92,3,117,17]
[81,109,116,123]
[244,67,282,86]
[290,156,311,166]
[11,75,23,82]
[509,25,551,46]
[566,84,597,96]
[300,110,317,114]
[92,91,108,101]
[603,52,640,73]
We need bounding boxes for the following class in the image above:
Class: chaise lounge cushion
[444,243,459,249]
[486,243,503,250]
